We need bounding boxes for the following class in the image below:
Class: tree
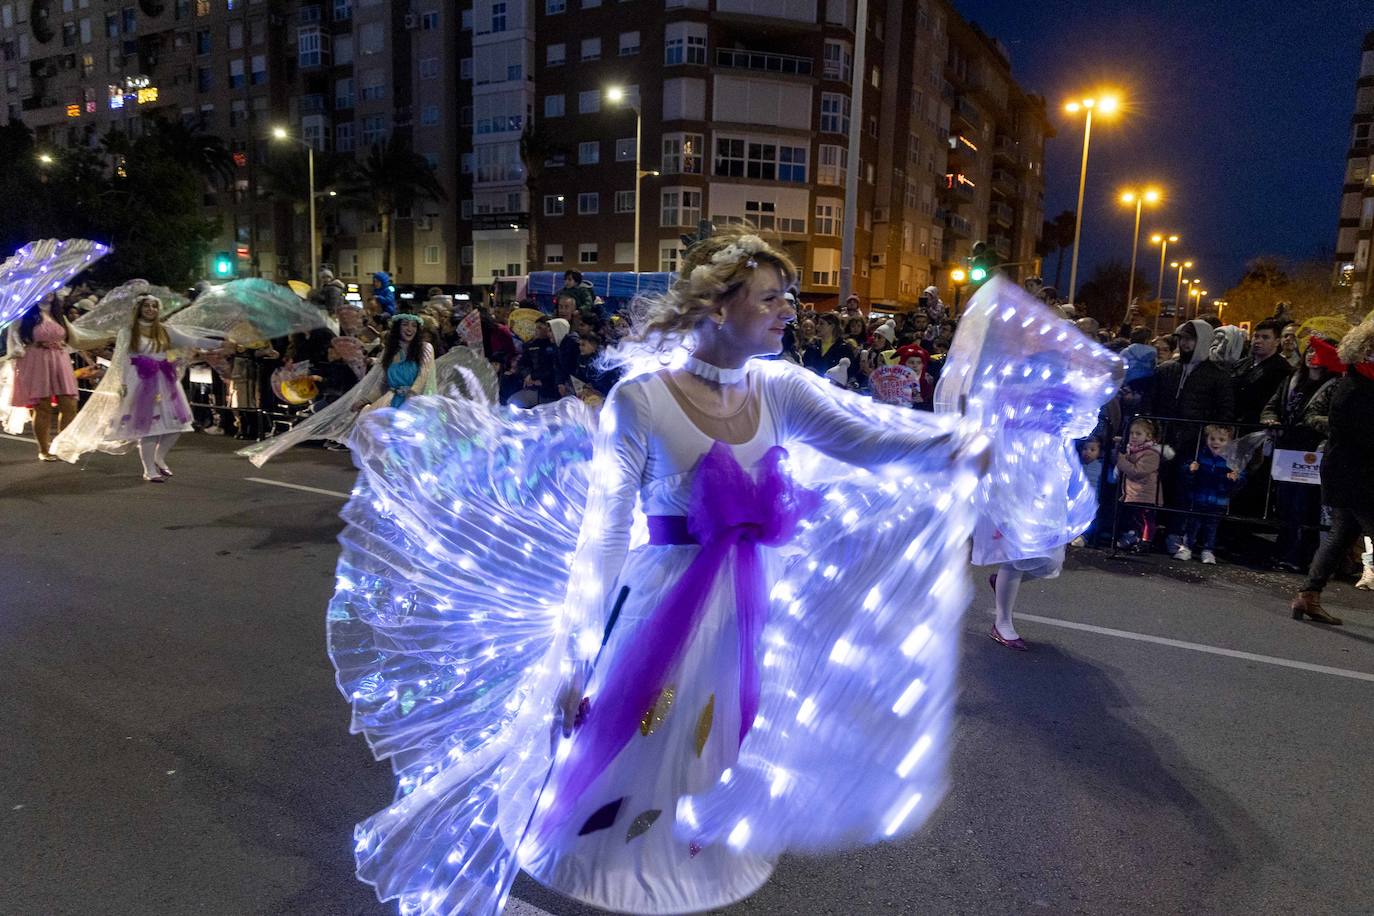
[1036,210,1077,289]
[1076,260,1131,328]
[340,135,447,274]
[143,118,236,189]
[520,124,568,273]
[260,149,357,276]
[1218,257,1359,327]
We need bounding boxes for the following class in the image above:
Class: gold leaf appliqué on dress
[639,686,676,736]
[694,694,714,757]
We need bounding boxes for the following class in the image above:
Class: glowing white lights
[727,818,753,849]
[896,733,934,778]
[882,791,923,837]
[891,678,927,717]
[900,623,933,658]
[795,696,818,726]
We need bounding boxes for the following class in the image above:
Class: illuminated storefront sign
[108,76,159,110]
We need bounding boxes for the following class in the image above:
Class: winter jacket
[313,279,348,315]
[1232,352,1292,425]
[518,337,564,399]
[803,339,856,383]
[1260,373,1337,452]
[1183,447,1243,513]
[1116,442,1165,505]
[371,272,397,316]
[1150,319,1236,426]
[1319,372,1374,512]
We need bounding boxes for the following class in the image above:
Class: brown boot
[1290,591,1342,626]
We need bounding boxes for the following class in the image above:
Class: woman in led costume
[328,228,1120,915]
[51,295,226,480]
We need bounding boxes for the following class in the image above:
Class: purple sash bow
[129,354,190,433]
[538,441,817,839]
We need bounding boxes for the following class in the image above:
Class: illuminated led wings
[169,278,326,344]
[0,238,110,327]
[74,279,188,334]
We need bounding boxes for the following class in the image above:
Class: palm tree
[519,124,568,273]
[260,150,357,274]
[340,135,447,274]
[1039,210,1077,289]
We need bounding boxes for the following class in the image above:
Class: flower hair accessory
[391,312,423,325]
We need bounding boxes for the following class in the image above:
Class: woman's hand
[556,669,587,738]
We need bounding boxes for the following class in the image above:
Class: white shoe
[1172,546,1192,562]
[202,426,225,435]
[1357,568,1374,590]
[1070,536,1086,548]
[1200,550,1217,565]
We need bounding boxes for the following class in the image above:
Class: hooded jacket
[1150,319,1235,425]
[1320,371,1374,512]
[371,272,397,316]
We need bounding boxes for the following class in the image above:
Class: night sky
[960,0,1371,293]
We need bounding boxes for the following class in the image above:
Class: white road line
[1,432,35,443]
[244,476,351,499]
[1019,613,1374,684]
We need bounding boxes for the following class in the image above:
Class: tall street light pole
[1150,233,1178,337]
[1119,186,1161,318]
[272,126,318,285]
[1063,91,1121,308]
[1172,260,1193,325]
[607,87,658,273]
[838,0,869,310]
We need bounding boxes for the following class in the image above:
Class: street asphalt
[2,430,1372,916]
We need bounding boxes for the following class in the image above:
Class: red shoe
[989,624,1029,651]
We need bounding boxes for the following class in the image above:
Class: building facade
[527,0,1049,309]
[1335,30,1374,305]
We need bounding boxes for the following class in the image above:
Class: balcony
[946,133,978,166]
[993,135,1019,165]
[990,235,1012,259]
[942,174,976,204]
[990,201,1014,228]
[991,169,1020,198]
[714,48,813,77]
[952,96,981,133]
[944,211,973,238]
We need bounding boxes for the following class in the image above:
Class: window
[580,37,599,61]
[578,90,600,113]
[661,133,703,174]
[579,244,598,264]
[713,137,744,177]
[614,242,634,264]
[545,0,565,12]
[544,194,566,215]
[461,7,472,29]
[419,57,439,79]
[582,0,600,7]
[420,104,439,125]
[299,5,320,22]
[333,0,351,20]
[461,153,474,174]
[197,66,212,92]
[778,145,807,182]
[615,190,635,213]
[817,144,847,185]
[664,22,705,66]
[578,192,599,215]
[335,122,354,151]
[659,242,681,272]
[228,58,245,88]
[122,6,136,31]
[460,57,472,80]
[544,94,564,117]
[361,70,385,100]
[361,114,387,146]
[489,1,505,32]
[227,22,243,49]
[660,188,701,227]
[811,247,839,287]
[615,137,636,161]
[578,141,600,164]
[420,10,438,29]
[250,54,266,85]
[359,21,383,54]
[744,142,776,181]
[460,200,473,219]
[462,246,473,266]
[424,245,440,265]
[196,28,210,54]
[545,244,565,264]
[619,31,639,55]
[546,43,564,66]
[814,198,841,235]
[820,92,850,134]
[823,39,851,81]
[298,26,328,68]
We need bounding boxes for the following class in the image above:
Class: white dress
[111,326,218,440]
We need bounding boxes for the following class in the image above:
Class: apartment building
[1335,30,1374,304]
[527,0,1049,309]
[0,0,470,287]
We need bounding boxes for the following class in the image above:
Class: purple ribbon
[129,354,190,433]
[538,441,817,840]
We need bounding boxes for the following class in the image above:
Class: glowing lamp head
[1168,234,1179,243]
[1097,95,1121,114]
[1064,101,1081,114]
[1143,188,1161,204]
[38,153,54,164]
[605,86,626,103]
[1120,191,1136,205]
[950,268,967,283]
[1150,234,1163,244]
[1183,260,1193,268]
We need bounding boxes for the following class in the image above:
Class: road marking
[1,432,35,443]
[244,477,351,500]
[1019,613,1374,684]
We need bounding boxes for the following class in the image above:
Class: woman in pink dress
[6,297,84,461]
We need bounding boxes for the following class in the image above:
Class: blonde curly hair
[1338,318,1374,366]
[609,223,796,366]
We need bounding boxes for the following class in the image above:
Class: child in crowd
[1115,417,1167,551]
[1175,424,1243,564]
[1070,437,1105,547]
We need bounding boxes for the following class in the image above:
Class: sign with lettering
[869,365,920,406]
[1271,448,1321,485]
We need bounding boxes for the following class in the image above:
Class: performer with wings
[327,228,1120,915]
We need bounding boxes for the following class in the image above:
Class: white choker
[683,354,748,384]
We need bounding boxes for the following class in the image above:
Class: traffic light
[212,252,235,278]
[969,241,1000,285]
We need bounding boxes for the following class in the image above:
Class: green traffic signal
[969,266,988,282]
[212,253,234,277]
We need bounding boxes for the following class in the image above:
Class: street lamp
[1119,186,1162,317]
[271,126,318,286]
[1150,232,1179,336]
[1063,90,1122,307]
[1172,259,1194,323]
[37,152,55,165]
[606,86,658,272]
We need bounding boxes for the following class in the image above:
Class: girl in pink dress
[7,297,85,460]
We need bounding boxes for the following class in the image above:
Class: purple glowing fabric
[537,442,818,841]
[0,239,110,328]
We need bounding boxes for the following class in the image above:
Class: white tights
[991,564,1023,641]
[137,432,180,478]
